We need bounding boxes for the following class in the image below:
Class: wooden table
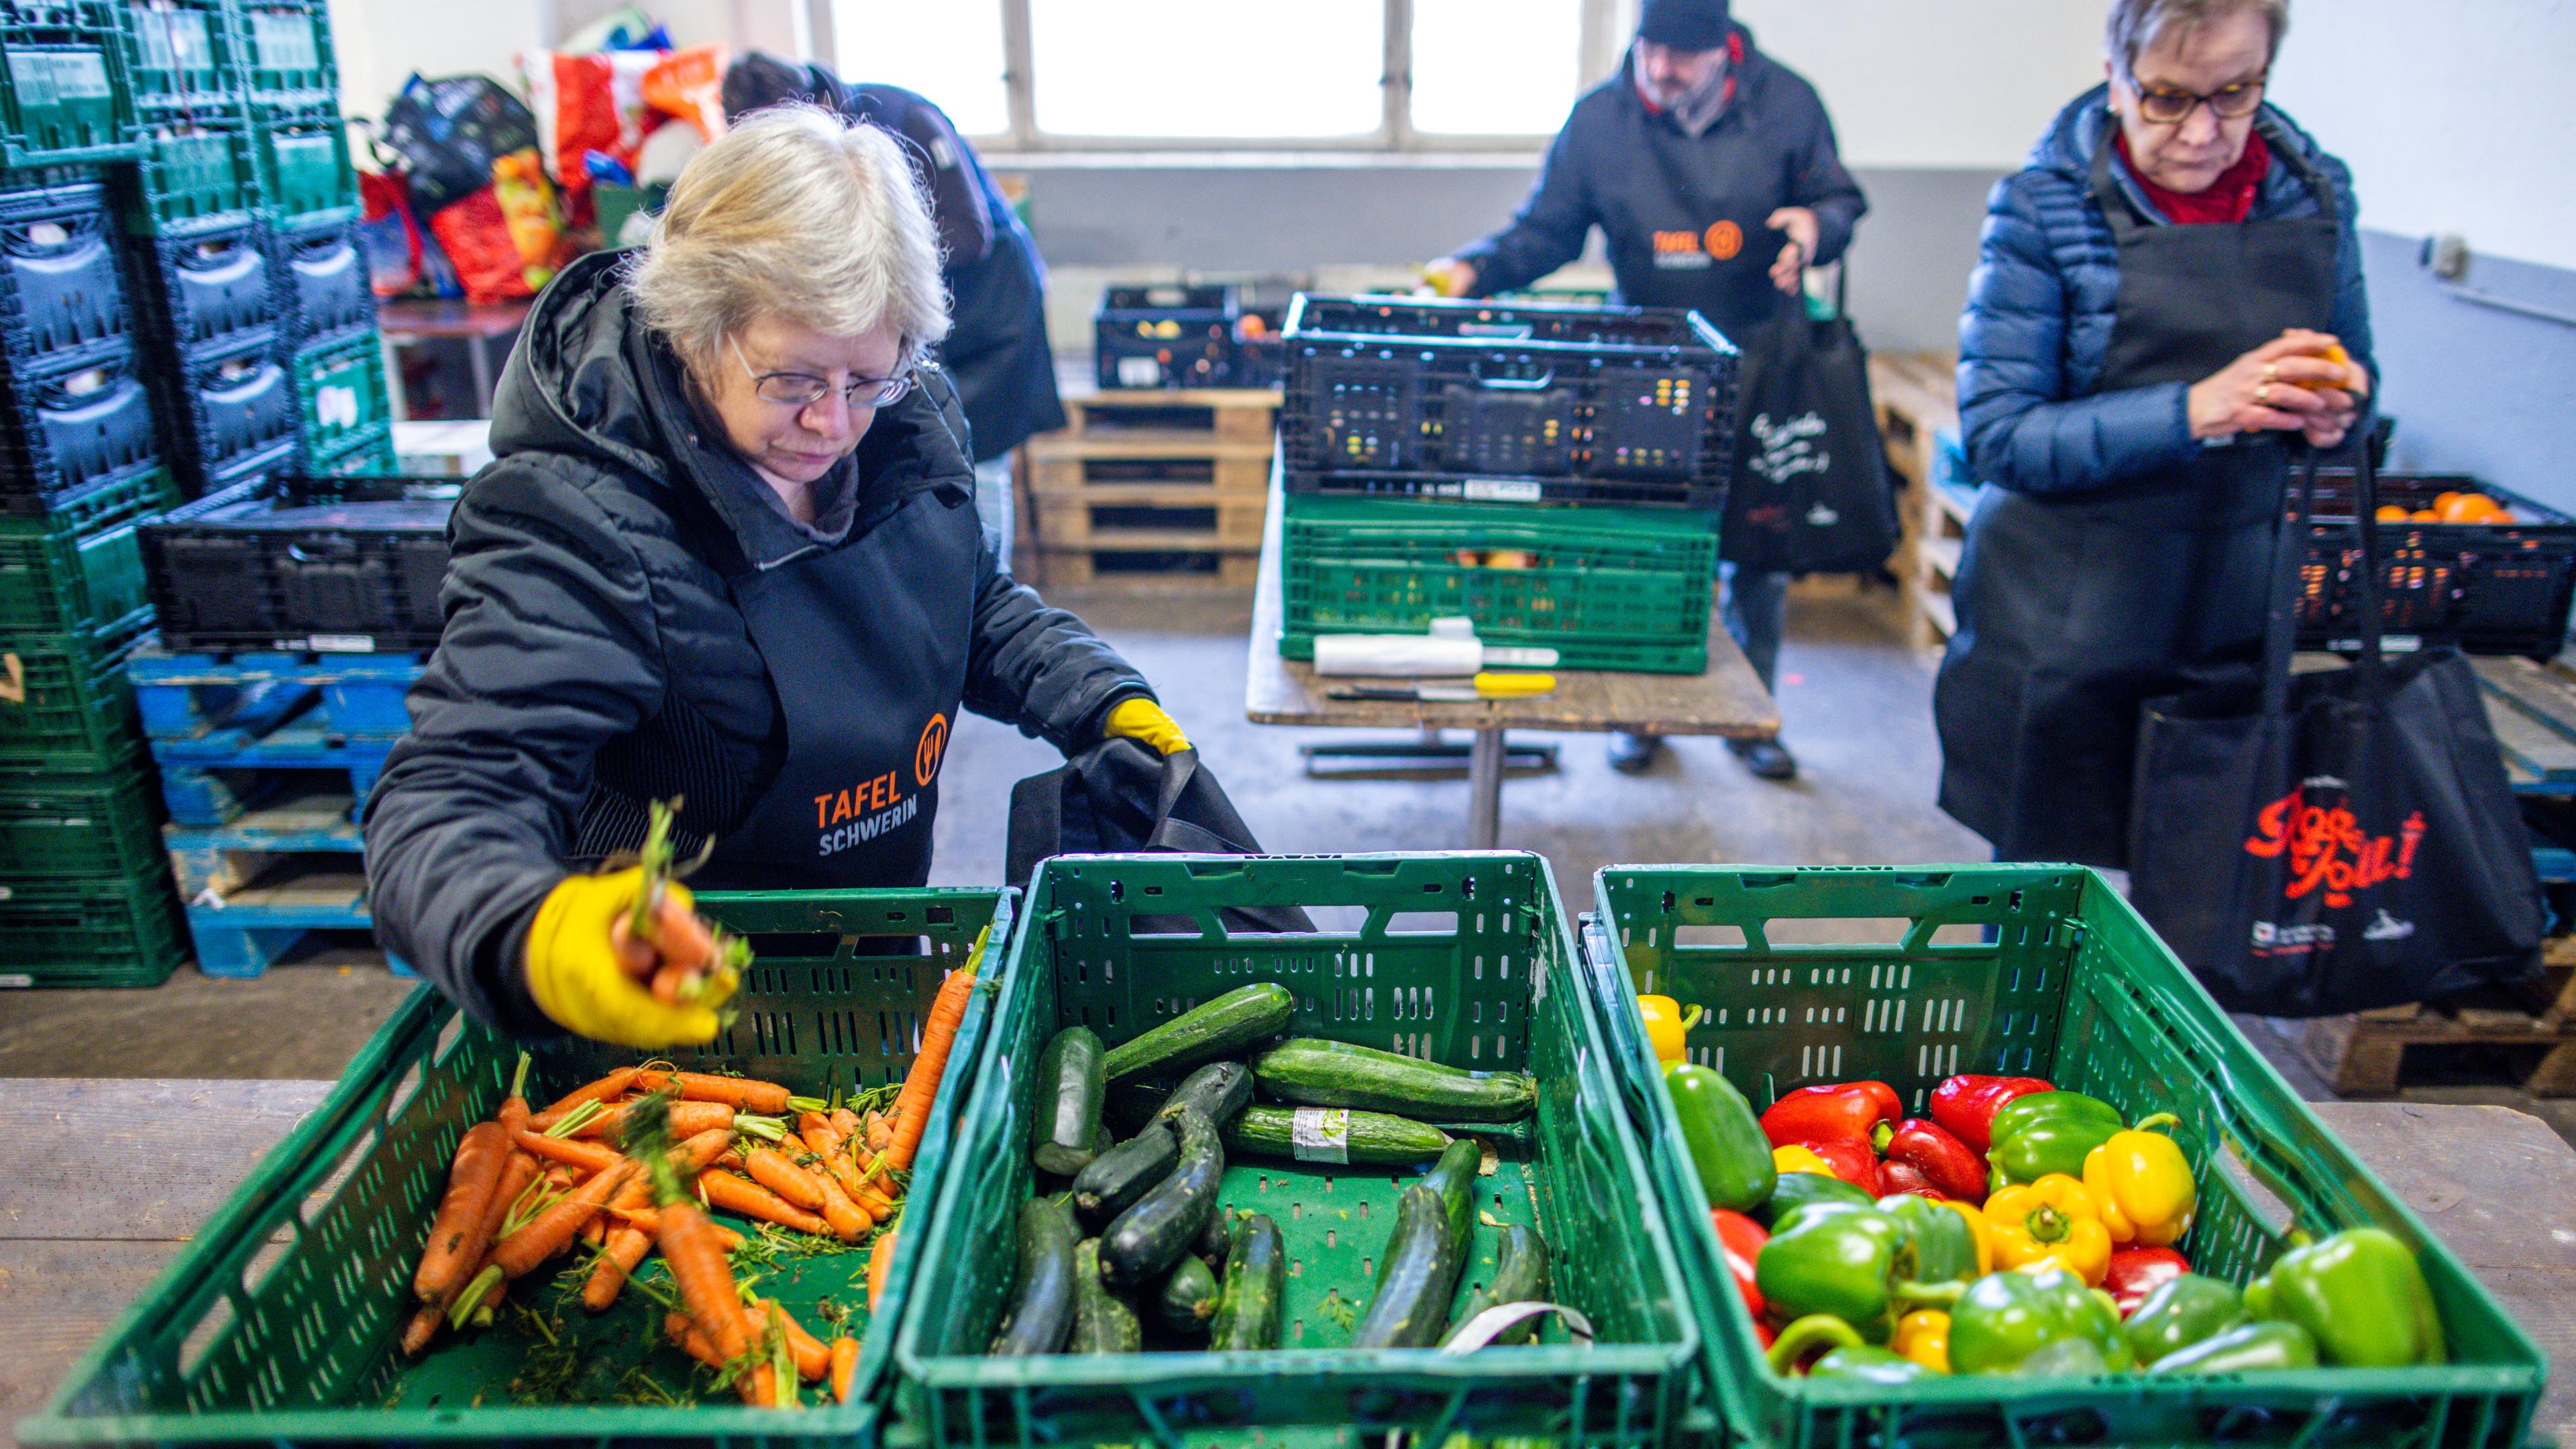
[377,298,533,419]
[1245,482,1778,847]
[3,1084,2567,1446]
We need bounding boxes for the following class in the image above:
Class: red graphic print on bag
[2242,780,2427,909]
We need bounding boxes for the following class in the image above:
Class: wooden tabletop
[376,297,533,340]
[5,1086,2567,1445]
[1244,478,1780,737]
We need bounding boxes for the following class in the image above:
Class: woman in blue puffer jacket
[1935,0,2373,867]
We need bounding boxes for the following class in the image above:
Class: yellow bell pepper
[1939,1197,1993,1275]
[1772,1144,1834,1177]
[2083,1114,2196,1247]
[1892,1309,1951,1373]
[1983,1173,2112,1286]
[1636,994,1702,1064]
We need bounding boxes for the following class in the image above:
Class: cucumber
[1210,1212,1286,1350]
[1224,1105,1453,1165]
[1159,1061,1254,1128]
[1032,1026,1106,1176]
[1442,1224,1550,1347]
[1193,1204,1237,1269]
[1069,1238,1142,1354]
[1417,1139,1483,1252]
[1251,1038,1534,1123]
[989,1195,1079,1355]
[1102,982,1295,1081]
[1349,1184,1468,1348]
[1154,1254,1222,1339]
[1100,1106,1225,1285]
[1073,1122,1179,1226]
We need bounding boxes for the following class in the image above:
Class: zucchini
[1072,1122,1179,1226]
[1154,1254,1222,1339]
[1159,1061,1254,1128]
[1348,1184,1468,1348]
[1251,1038,1534,1123]
[1032,1026,1106,1176]
[1100,1106,1225,1285]
[1417,1139,1482,1252]
[1102,982,1294,1081]
[1210,1212,1286,1350]
[1224,1105,1452,1165]
[1193,1204,1237,1269]
[1068,1238,1143,1354]
[989,1195,1079,1355]
[1442,1224,1550,1347]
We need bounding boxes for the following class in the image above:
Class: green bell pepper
[1987,1091,2126,1187]
[2147,1320,2320,1374]
[1755,1205,1958,1341]
[1757,1167,1874,1228]
[2015,1338,2116,1376]
[1765,1313,1943,1382]
[1876,1193,1981,1285]
[1947,1267,2134,1375]
[2125,1273,2247,1366]
[2243,1227,2445,1366]
[1664,1062,1777,1212]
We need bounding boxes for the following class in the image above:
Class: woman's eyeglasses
[728,334,914,409]
[2135,76,2265,125]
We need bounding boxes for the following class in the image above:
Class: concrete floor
[3,580,2571,1144]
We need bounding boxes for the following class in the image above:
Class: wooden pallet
[1030,549,1262,591]
[2475,652,2576,792]
[1020,382,1279,590]
[1869,352,1962,649]
[2298,961,2576,1095]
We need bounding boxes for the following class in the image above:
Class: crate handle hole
[1673,924,1747,949]
[1385,911,1458,936]
[176,1291,237,1378]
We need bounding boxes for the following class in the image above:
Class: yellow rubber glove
[1104,697,1190,755]
[523,867,724,1049]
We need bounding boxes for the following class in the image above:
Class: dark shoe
[1729,736,1798,782]
[1607,731,1664,774]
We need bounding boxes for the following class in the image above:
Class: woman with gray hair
[364,107,1183,1047]
[1935,0,2372,867]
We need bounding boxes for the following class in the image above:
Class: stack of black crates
[1276,294,1739,674]
[0,0,377,987]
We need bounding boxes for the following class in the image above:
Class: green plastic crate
[292,328,388,458]
[894,852,1701,1448]
[0,857,184,986]
[226,0,330,110]
[122,117,257,236]
[0,630,139,764]
[0,476,174,643]
[308,418,396,476]
[22,885,1012,1446]
[1583,865,2550,1449]
[117,0,239,119]
[1280,494,1716,674]
[0,1,138,168]
[0,743,161,878]
[250,107,352,228]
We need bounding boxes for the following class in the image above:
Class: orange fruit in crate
[2438,492,2506,523]
[2412,509,2443,522]
[2432,491,2463,513]
[2375,504,2410,523]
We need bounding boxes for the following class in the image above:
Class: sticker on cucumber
[1291,1106,1350,1163]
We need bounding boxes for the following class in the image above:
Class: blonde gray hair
[627,104,949,368]
[2107,0,2288,80]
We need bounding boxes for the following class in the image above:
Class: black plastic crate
[124,218,274,347]
[0,169,125,358]
[1232,302,1285,388]
[226,0,331,112]
[1281,292,1738,509]
[2298,470,2576,659]
[267,212,368,343]
[150,325,294,488]
[303,417,392,476]
[1093,282,1238,390]
[0,0,138,169]
[0,337,156,500]
[140,472,454,652]
[116,0,238,121]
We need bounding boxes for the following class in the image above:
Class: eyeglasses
[2134,75,2266,125]
[727,334,914,409]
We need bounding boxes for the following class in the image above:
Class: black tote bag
[1006,740,1313,934]
[2128,447,2544,1015]
[1719,277,1900,574]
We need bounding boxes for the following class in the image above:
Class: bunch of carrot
[396,937,987,1409]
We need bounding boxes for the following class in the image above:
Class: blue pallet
[127,644,424,743]
[148,720,389,824]
[165,796,409,978]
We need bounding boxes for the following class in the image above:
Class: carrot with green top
[866,1223,900,1313]
[496,1053,534,1136]
[700,1170,832,1234]
[528,1066,641,1129]
[413,1121,511,1304]
[489,1157,636,1279]
[627,1093,763,1403]
[569,1097,737,1141]
[888,936,983,1171]
[581,1128,734,1310]
[755,1298,832,1381]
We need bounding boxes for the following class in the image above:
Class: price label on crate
[317,384,360,430]
[1462,478,1545,504]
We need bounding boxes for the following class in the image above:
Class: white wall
[2269,0,2576,270]
[1731,0,2105,169]
[326,0,802,121]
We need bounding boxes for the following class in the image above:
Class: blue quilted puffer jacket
[1956,85,2374,496]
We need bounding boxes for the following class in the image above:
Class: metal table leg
[1466,727,1505,849]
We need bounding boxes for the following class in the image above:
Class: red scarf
[2116,127,2271,224]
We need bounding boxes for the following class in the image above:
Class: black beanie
[722,50,824,121]
[1638,0,1731,50]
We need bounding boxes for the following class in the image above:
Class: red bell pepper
[1928,1073,2054,1155]
[1711,1208,1768,1322]
[2104,1246,2192,1318]
[1878,1159,1942,1198]
[1797,1136,1883,1196]
[1880,1117,1987,1202]
[1760,1081,1900,1148]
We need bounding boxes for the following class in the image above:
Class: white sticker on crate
[0,974,32,989]
[1116,356,1163,388]
[319,384,361,429]
[308,635,376,653]
[1463,478,1544,504]
[1290,1106,1350,1163]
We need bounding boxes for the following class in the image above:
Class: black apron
[693,485,978,892]
[1933,129,2341,867]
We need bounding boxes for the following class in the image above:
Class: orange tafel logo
[1705,220,1743,260]
[915,713,951,787]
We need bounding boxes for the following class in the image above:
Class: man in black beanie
[1426,0,1866,782]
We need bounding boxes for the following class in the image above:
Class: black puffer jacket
[365,251,1149,1036]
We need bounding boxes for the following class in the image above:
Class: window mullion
[1383,0,1412,150]
[1002,0,1038,148]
